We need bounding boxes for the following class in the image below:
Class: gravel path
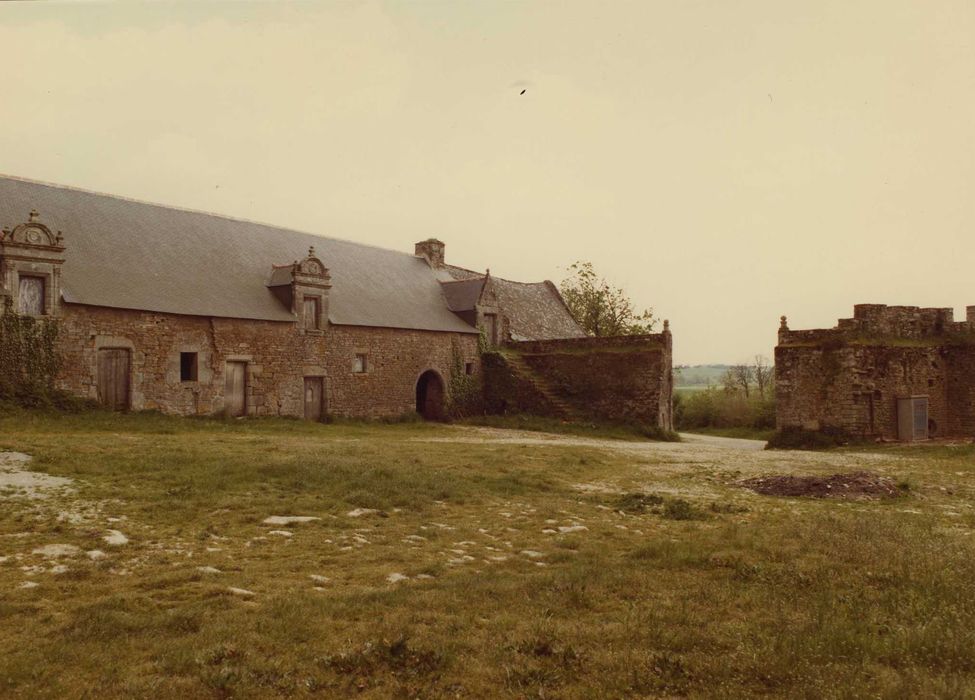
[414,427,900,475]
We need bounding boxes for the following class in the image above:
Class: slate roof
[0,175,476,334]
[492,278,587,341]
[440,278,485,312]
[440,265,585,341]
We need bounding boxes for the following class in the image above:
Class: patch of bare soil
[740,471,902,499]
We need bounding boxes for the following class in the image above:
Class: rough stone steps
[499,351,581,420]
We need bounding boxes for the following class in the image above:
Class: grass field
[2,410,975,698]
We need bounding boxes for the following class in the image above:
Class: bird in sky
[520,89,526,95]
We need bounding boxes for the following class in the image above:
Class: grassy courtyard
[1,410,974,698]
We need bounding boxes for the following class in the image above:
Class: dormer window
[17,276,45,316]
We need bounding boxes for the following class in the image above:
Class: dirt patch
[739,471,902,499]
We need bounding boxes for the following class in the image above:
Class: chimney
[415,238,445,268]
[967,306,975,324]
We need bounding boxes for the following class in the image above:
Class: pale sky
[2,1,973,364]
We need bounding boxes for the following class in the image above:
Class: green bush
[675,387,775,432]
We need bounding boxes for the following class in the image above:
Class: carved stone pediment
[1,210,64,250]
[296,247,329,281]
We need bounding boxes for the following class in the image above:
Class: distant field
[675,364,728,390]
[674,385,714,394]
[2,410,974,697]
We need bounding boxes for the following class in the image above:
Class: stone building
[776,304,975,440]
[0,175,673,428]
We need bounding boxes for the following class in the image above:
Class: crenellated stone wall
[776,305,975,439]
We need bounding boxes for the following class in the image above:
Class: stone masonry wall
[946,346,975,437]
[323,325,479,418]
[56,303,479,419]
[486,333,674,430]
[775,343,949,439]
[776,304,975,439]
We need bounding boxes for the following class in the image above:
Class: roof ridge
[0,172,419,260]
[444,262,553,287]
[440,277,485,284]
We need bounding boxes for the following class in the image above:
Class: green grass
[458,413,680,441]
[1,408,975,697]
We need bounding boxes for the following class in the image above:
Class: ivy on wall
[446,334,485,419]
[0,297,63,403]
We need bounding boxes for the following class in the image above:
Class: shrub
[765,426,851,451]
[662,498,706,521]
[675,387,775,432]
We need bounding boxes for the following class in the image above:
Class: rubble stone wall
[776,304,975,439]
[55,303,479,418]
[485,333,674,430]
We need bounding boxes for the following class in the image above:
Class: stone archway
[415,370,445,420]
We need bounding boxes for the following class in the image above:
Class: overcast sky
[2,1,973,364]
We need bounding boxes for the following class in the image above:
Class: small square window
[354,353,368,374]
[465,362,475,376]
[180,352,198,382]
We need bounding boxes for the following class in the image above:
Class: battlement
[779,304,975,345]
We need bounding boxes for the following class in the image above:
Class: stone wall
[55,303,479,419]
[776,304,975,439]
[484,332,674,430]
[946,346,975,437]
[323,325,479,418]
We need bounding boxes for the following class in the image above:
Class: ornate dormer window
[266,245,331,334]
[0,209,66,318]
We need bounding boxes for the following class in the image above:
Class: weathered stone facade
[484,328,674,430]
[54,303,479,418]
[776,304,975,440]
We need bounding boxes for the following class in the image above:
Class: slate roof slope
[440,264,585,341]
[0,175,476,334]
[493,278,587,341]
[440,278,485,312]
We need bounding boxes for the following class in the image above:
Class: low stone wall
[485,333,673,430]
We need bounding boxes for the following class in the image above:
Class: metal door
[225,361,247,417]
[97,348,130,410]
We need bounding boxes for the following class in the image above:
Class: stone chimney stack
[415,239,445,268]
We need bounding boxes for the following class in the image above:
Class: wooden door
[483,313,498,346]
[224,361,247,417]
[303,377,324,421]
[97,348,130,410]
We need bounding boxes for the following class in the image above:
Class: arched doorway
[416,370,445,420]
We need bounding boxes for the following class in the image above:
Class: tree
[559,261,655,337]
[754,355,773,398]
[723,364,753,398]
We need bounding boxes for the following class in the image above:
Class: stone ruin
[775,304,975,441]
